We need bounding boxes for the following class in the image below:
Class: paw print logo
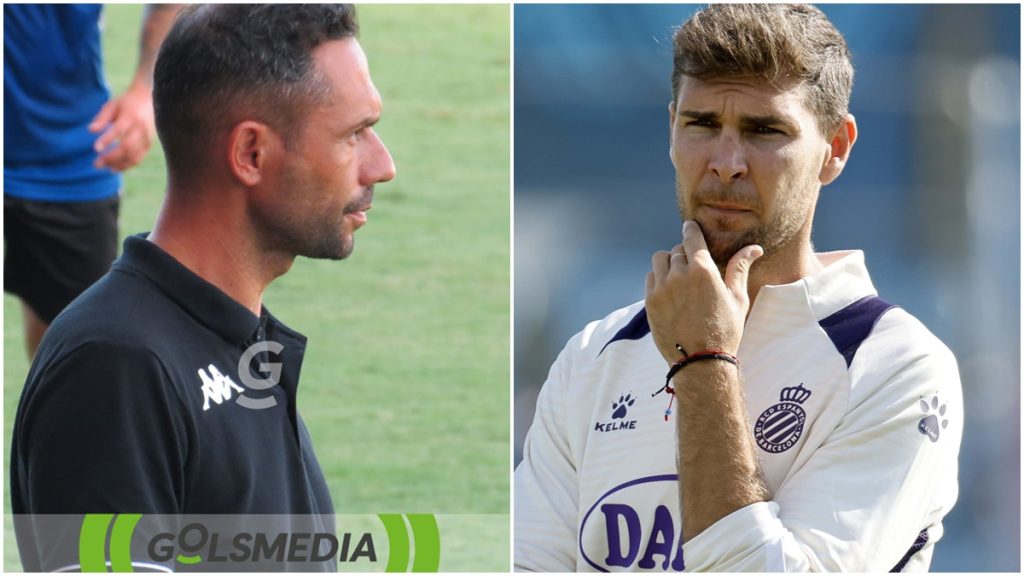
[917,395,948,442]
[611,394,635,419]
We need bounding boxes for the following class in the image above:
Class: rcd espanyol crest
[754,384,812,453]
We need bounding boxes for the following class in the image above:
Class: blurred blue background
[513,4,1019,572]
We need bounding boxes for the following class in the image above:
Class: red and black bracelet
[652,344,739,421]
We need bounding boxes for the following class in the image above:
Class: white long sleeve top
[515,251,962,572]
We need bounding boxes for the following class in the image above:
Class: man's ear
[819,113,857,185]
[227,120,279,187]
[668,101,677,168]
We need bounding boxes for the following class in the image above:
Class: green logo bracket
[377,513,441,572]
[79,513,142,573]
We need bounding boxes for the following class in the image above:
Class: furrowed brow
[740,113,796,130]
[677,110,718,122]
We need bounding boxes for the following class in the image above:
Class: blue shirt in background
[4,4,121,202]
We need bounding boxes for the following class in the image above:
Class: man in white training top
[515,4,962,572]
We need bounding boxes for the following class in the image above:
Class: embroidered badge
[754,384,812,453]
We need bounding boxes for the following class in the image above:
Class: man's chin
[707,244,739,268]
[703,229,756,267]
[324,240,354,261]
[297,234,353,261]
[683,213,763,264]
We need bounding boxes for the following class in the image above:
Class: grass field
[3,4,510,571]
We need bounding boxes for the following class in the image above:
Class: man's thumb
[726,245,764,300]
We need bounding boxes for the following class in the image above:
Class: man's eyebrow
[739,113,795,128]
[342,114,380,134]
[677,110,718,121]
[677,109,797,128]
[354,115,380,130]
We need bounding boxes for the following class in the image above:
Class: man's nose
[366,129,396,184]
[708,132,747,183]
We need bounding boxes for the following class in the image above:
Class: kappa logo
[754,384,811,454]
[198,340,284,412]
[198,365,245,411]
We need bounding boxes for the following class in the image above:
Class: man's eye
[686,119,715,128]
[752,125,781,134]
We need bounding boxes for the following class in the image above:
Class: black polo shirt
[11,234,334,570]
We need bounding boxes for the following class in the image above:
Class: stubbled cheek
[777,142,825,175]
[756,146,819,187]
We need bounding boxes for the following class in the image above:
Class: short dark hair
[153,4,359,182]
[672,4,853,137]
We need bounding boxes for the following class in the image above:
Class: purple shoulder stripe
[819,295,897,368]
[599,308,650,356]
[890,529,929,572]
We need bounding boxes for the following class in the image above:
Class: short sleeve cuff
[682,501,788,571]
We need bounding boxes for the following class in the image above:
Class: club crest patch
[754,384,812,453]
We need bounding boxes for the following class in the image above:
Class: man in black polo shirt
[11,4,395,571]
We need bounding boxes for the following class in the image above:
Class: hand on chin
[700,225,754,269]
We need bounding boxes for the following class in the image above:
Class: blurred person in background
[515,4,962,571]
[4,4,181,358]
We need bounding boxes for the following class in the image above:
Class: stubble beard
[255,164,363,262]
[677,183,812,269]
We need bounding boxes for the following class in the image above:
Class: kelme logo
[594,391,639,433]
[77,513,441,572]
